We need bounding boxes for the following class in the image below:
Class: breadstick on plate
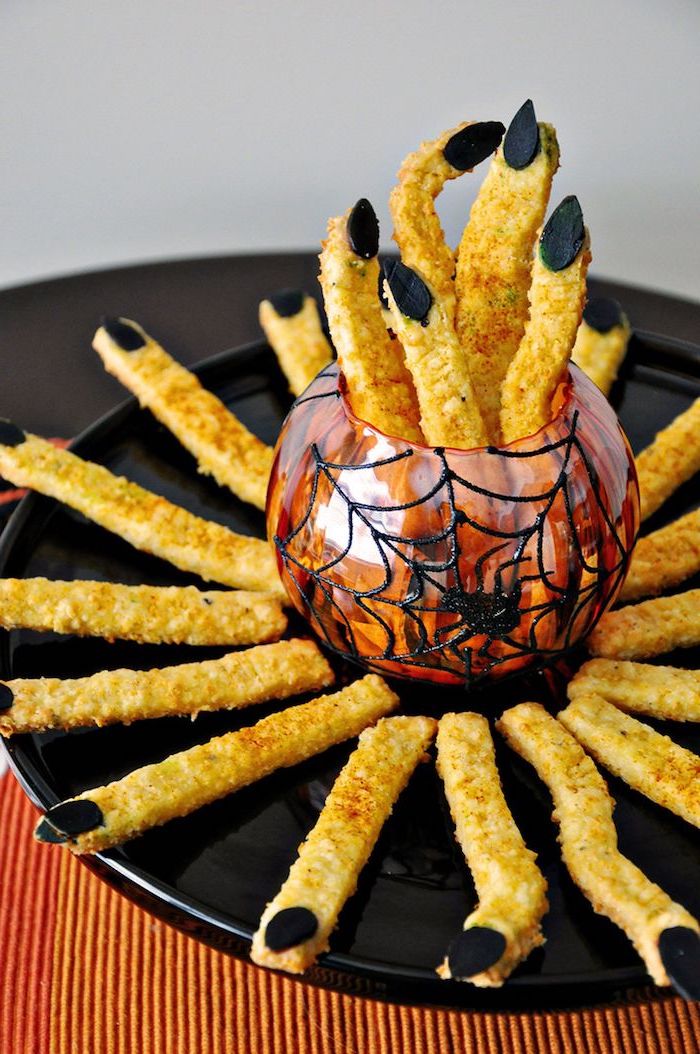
[559,694,700,829]
[34,674,399,853]
[93,318,273,510]
[0,422,283,597]
[258,290,333,397]
[500,196,591,444]
[635,396,700,521]
[319,199,423,441]
[568,659,700,722]
[436,712,547,987]
[0,638,334,736]
[497,702,700,996]
[455,101,560,441]
[571,298,631,397]
[0,578,286,646]
[587,589,700,660]
[251,714,436,974]
[620,508,700,603]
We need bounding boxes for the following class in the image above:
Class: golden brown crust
[36,674,400,853]
[455,124,560,441]
[497,702,699,986]
[0,639,333,735]
[435,713,547,987]
[571,312,631,397]
[251,715,436,974]
[0,433,283,596]
[389,120,475,311]
[500,231,591,444]
[259,296,333,397]
[559,693,700,829]
[93,320,273,510]
[319,211,423,441]
[0,578,286,645]
[568,658,700,722]
[635,397,700,521]
[587,589,700,660]
[620,508,700,602]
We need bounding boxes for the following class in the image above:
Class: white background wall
[3,0,699,300]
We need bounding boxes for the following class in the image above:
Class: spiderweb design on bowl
[272,367,635,687]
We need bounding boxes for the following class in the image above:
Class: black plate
[2,332,699,1011]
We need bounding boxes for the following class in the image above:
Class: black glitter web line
[275,409,631,687]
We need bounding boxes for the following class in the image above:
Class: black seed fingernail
[0,684,14,710]
[383,260,432,325]
[347,198,379,259]
[443,121,505,171]
[659,926,700,1001]
[35,818,68,844]
[265,906,318,951]
[0,419,27,447]
[503,99,540,170]
[268,290,305,318]
[447,926,507,979]
[540,196,585,272]
[583,297,624,334]
[101,317,146,351]
[41,799,104,838]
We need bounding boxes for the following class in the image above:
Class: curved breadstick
[559,694,700,828]
[497,702,700,991]
[389,119,504,311]
[569,659,700,722]
[635,397,700,521]
[34,674,399,853]
[319,199,423,441]
[435,712,547,987]
[620,508,700,602]
[587,589,700,660]
[571,298,631,397]
[0,638,333,735]
[251,714,436,974]
[258,291,333,397]
[500,197,591,443]
[0,423,283,597]
[0,578,286,645]
[93,318,273,510]
[455,102,560,441]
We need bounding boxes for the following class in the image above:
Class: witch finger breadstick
[0,638,333,735]
[587,589,700,660]
[559,694,700,829]
[500,196,591,444]
[319,199,423,441]
[569,659,700,722]
[455,101,560,441]
[0,578,286,646]
[93,318,273,510]
[497,702,700,997]
[34,674,399,853]
[251,715,436,974]
[390,119,504,312]
[635,396,700,521]
[571,298,631,397]
[436,713,547,987]
[0,422,282,596]
[259,291,333,397]
[620,508,700,602]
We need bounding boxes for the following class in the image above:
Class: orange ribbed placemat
[1,771,699,1054]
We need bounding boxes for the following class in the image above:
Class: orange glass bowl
[266,364,640,686]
